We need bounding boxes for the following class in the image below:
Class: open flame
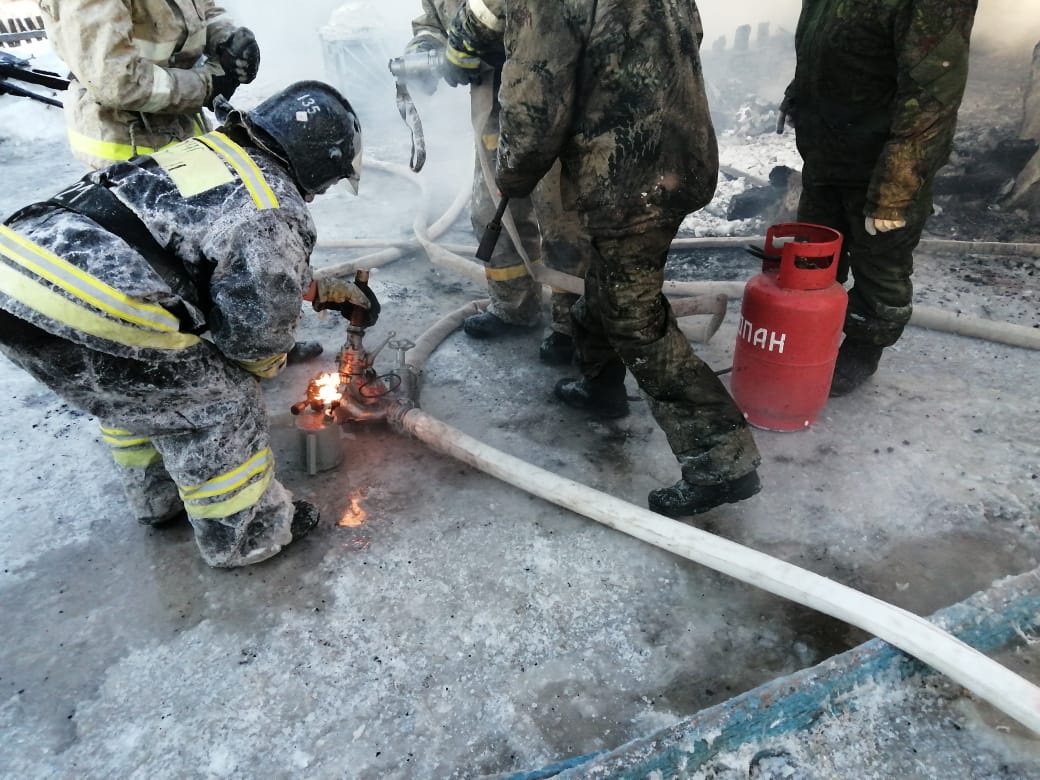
[312,372,343,405]
[337,489,369,527]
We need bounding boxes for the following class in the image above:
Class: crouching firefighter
[0,80,378,568]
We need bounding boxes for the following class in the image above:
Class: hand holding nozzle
[476,197,509,263]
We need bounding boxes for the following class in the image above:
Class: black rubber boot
[648,470,762,517]
[290,500,321,540]
[829,339,884,397]
[138,507,187,527]
[554,360,629,419]
[539,331,575,366]
[462,311,535,339]
[286,340,324,364]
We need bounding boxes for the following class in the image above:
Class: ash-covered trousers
[570,220,761,485]
[0,310,294,568]
[470,79,542,327]
[471,81,593,333]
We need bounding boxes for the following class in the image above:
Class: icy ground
[1,26,1039,780]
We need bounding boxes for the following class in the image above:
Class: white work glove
[864,216,907,236]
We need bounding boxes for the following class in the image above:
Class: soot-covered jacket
[785,0,978,221]
[39,0,237,169]
[0,131,315,376]
[492,0,718,236]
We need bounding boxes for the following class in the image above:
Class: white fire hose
[315,156,1040,734]
[383,302,1040,736]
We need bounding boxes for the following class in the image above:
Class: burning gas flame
[337,489,368,527]
[312,372,342,405]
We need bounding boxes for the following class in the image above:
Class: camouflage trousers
[0,310,294,568]
[530,163,594,336]
[798,180,933,346]
[570,220,761,485]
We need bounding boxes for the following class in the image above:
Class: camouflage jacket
[39,0,237,169]
[0,132,315,373]
[494,0,718,236]
[786,0,978,221]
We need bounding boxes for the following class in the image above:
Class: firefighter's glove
[204,65,239,110]
[401,38,444,96]
[443,44,482,87]
[864,216,907,236]
[312,277,381,326]
[444,5,491,88]
[218,27,260,84]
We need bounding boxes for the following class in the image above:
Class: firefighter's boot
[648,470,761,518]
[287,340,324,364]
[539,331,575,366]
[554,360,629,419]
[463,311,536,339]
[290,500,321,540]
[829,339,884,397]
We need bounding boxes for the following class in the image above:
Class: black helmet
[221,80,362,196]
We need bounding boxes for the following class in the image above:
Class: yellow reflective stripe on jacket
[197,132,279,210]
[67,128,159,163]
[0,228,201,351]
[484,258,541,282]
[67,124,205,165]
[178,448,274,519]
[100,426,161,468]
[0,226,181,331]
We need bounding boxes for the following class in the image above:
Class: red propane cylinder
[730,222,847,431]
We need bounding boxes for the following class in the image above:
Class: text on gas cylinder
[737,315,787,353]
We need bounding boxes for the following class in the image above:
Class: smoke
[697,0,1040,58]
[698,0,801,44]
[221,0,421,105]
[971,0,1040,56]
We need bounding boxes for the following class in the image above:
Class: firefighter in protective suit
[0,81,375,568]
[491,0,763,517]
[780,0,978,396]
[38,0,259,171]
[405,0,593,364]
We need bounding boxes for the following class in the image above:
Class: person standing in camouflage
[492,0,762,517]
[405,0,593,364]
[780,0,979,395]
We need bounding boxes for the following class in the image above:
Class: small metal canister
[295,411,343,475]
